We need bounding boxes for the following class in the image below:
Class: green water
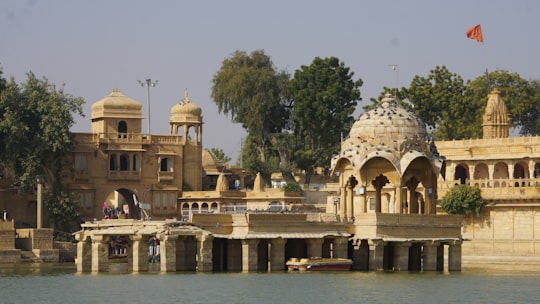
[0,264,539,304]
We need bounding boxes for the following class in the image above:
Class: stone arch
[473,163,489,179]
[513,161,528,178]
[102,188,141,220]
[402,156,438,215]
[109,154,117,171]
[182,203,189,216]
[117,120,127,133]
[535,162,540,178]
[132,154,140,171]
[119,154,129,171]
[187,125,197,143]
[493,162,509,179]
[454,163,469,184]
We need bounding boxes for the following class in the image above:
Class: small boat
[286,257,353,271]
[109,253,128,263]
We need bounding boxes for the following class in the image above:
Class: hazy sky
[1,0,539,162]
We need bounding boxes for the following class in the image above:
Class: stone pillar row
[76,233,214,273]
[365,240,462,272]
[77,234,460,273]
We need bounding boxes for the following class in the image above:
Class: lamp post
[36,176,44,229]
[138,78,158,134]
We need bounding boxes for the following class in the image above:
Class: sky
[1,0,539,162]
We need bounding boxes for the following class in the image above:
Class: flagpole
[467,24,490,93]
[482,41,490,92]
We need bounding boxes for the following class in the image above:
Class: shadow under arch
[114,188,142,220]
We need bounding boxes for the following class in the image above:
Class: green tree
[210,148,232,164]
[282,181,303,193]
[400,66,476,140]
[289,57,362,184]
[0,71,84,231]
[522,79,540,135]
[211,50,292,183]
[241,134,280,184]
[440,185,485,216]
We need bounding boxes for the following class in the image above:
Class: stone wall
[462,206,540,257]
[0,220,15,250]
[55,241,77,262]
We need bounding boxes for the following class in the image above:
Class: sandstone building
[72,92,462,273]
[436,88,540,264]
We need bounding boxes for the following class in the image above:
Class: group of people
[102,203,129,219]
[148,235,160,263]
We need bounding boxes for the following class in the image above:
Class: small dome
[91,88,142,119]
[332,94,439,173]
[349,94,427,140]
[170,90,202,119]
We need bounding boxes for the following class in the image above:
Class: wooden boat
[109,253,128,263]
[286,257,353,271]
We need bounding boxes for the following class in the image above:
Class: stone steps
[20,251,42,263]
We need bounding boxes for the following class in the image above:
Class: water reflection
[1,264,539,304]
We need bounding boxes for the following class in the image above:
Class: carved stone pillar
[346,187,354,221]
[468,163,474,181]
[359,192,367,214]
[75,234,91,273]
[393,242,411,271]
[368,240,385,270]
[174,236,187,271]
[306,238,323,258]
[488,163,494,180]
[130,235,149,273]
[395,187,402,214]
[422,241,440,271]
[269,238,286,271]
[405,177,420,214]
[351,239,369,271]
[241,239,260,272]
[339,186,346,221]
[372,175,389,213]
[160,235,178,273]
[333,237,349,259]
[91,235,110,273]
[197,234,214,272]
[448,241,462,271]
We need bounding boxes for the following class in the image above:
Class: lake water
[1,264,539,304]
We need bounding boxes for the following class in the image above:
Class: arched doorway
[102,188,142,220]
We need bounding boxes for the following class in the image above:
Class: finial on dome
[490,88,500,95]
[381,93,397,104]
[182,88,191,104]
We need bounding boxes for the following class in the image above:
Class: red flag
[466,24,483,42]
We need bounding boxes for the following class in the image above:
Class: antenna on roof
[389,64,399,98]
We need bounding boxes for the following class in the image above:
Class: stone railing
[108,170,140,181]
[93,132,151,144]
[437,136,540,148]
[355,213,462,227]
[439,178,540,200]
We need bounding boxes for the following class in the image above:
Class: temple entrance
[102,188,141,220]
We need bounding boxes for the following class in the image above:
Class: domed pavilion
[331,93,445,220]
[331,94,462,271]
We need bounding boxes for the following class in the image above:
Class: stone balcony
[439,178,540,201]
